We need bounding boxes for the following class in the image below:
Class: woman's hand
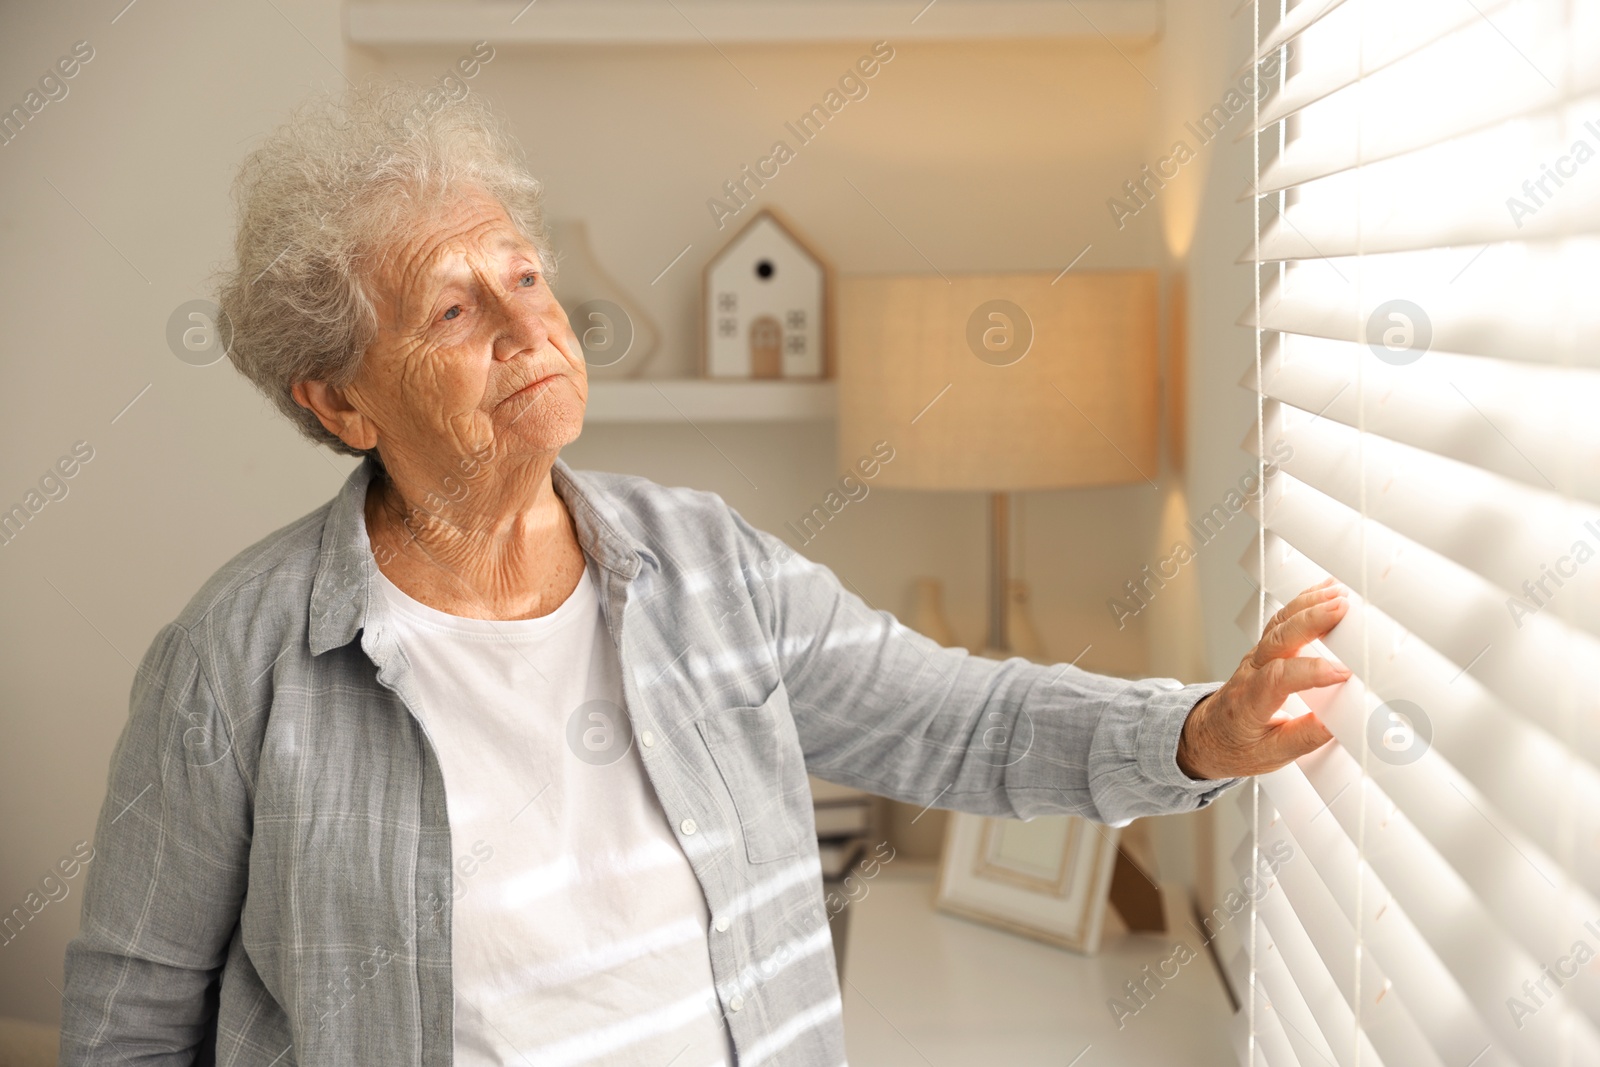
[1176,577,1352,780]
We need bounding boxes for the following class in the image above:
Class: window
[1225,0,1600,1063]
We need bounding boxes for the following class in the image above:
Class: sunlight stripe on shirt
[489,916,708,993]
[720,854,823,922]
[511,987,725,1067]
[740,991,844,1067]
[718,923,834,1002]
[496,838,689,909]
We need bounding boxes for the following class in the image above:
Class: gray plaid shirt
[61,454,1235,1065]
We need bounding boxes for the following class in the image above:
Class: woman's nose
[491,295,550,362]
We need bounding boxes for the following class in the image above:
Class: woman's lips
[500,372,560,407]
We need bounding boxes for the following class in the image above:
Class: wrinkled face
[346,185,585,470]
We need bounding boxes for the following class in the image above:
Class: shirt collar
[308,453,646,656]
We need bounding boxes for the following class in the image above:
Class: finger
[1253,655,1352,709]
[1254,595,1350,666]
[1263,710,1335,769]
[1260,578,1345,638]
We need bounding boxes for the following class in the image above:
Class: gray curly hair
[216,79,557,458]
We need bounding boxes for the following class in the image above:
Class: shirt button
[641,730,655,748]
[714,915,730,932]
[728,994,744,1013]
[680,818,698,836]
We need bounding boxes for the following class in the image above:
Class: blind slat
[1229,812,1412,1067]
[1246,405,1600,640]
[1246,0,1587,169]
[1227,835,1380,1067]
[1251,471,1600,766]
[1239,0,1592,1059]
[1245,96,1600,259]
[1246,887,1394,1066]
[1239,0,1499,83]
[1248,338,1600,502]
[1257,762,1514,1066]
[1244,612,1600,1040]
[1269,704,1600,1061]
[1240,533,1600,898]
[1243,240,1600,371]
[1234,818,1446,1067]
[1239,0,1348,69]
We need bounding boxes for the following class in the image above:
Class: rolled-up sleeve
[736,513,1241,826]
[61,622,252,1065]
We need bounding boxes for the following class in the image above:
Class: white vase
[548,219,660,380]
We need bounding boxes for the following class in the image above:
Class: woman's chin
[494,385,585,453]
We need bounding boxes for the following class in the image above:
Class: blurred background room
[2,1,1595,1064]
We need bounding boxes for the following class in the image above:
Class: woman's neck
[362,447,586,621]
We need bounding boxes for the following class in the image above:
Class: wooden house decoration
[703,208,829,379]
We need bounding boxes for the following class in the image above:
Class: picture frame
[934,810,1121,955]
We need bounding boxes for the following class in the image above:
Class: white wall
[0,0,353,1024]
[0,1,1260,1026]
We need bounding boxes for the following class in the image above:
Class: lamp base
[976,582,1047,663]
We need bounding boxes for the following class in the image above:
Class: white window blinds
[1226,0,1600,1065]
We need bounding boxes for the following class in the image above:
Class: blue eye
[442,306,461,321]
[520,273,538,288]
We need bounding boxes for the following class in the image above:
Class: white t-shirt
[373,561,734,1067]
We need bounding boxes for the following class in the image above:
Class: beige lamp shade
[837,271,1160,491]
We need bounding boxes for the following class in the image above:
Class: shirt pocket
[696,681,813,864]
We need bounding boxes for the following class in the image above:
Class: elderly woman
[61,82,1348,1065]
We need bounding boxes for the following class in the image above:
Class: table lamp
[837,270,1160,656]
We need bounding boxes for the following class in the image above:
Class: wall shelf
[344,1,1163,46]
[584,379,835,424]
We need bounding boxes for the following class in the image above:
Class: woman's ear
[291,380,379,452]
